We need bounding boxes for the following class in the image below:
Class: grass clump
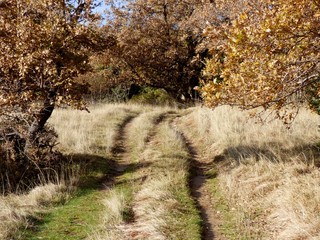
[0,183,71,240]
[130,87,175,106]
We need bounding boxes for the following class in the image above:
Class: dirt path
[103,113,140,188]
[118,113,220,240]
[22,110,222,240]
[95,110,221,240]
[118,111,174,239]
[173,127,223,240]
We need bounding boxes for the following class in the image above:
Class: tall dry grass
[177,105,320,239]
[0,103,142,239]
[50,103,143,155]
[0,183,70,239]
[3,102,319,239]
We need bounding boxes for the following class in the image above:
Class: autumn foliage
[99,0,217,100]
[0,0,109,190]
[1,0,319,190]
[201,0,320,114]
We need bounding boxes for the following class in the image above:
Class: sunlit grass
[177,105,320,239]
[3,103,320,240]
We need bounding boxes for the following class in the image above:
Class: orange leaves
[101,0,217,99]
[201,0,320,113]
[0,0,105,118]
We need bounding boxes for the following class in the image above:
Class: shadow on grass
[20,153,115,239]
[218,143,320,169]
[21,153,150,240]
[69,153,116,189]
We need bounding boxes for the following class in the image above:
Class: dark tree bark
[26,90,56,150]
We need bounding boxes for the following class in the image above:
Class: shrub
[0,120,65,193]
[130,87,176,106]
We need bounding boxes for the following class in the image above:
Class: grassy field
[1,103,320,239]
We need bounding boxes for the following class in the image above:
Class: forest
[0,0,319,239]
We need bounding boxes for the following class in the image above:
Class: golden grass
[119,122,200,240]
[0,183,69,239]
[177,105,320,239]
[3,102,320,239]
[50,103,141,155]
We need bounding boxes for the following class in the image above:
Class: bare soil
[177,131,224,240]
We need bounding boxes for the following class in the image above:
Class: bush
[307,82,320,114]
[0,120,66,193]
[130,87,176,105]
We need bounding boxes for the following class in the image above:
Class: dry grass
[89,189,129,240]
[49,103,143,155]
[49,103,175,155]
[177,105,320,239]
[3,102,320,239]
[0,183,70,239]
[118,122,200,240]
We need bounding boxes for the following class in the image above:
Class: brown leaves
[101,0,218,99]
[201,0,320,114]
[0,0,105,115]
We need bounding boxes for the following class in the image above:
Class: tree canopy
[100,0,218,100]
[200,0,320,116]
[0,0,110,145]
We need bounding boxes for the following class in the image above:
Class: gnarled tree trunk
[26,90,56,151]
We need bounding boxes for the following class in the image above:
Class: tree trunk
[26,90,56,150]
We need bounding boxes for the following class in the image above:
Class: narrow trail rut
[111,115,137,155]
[173,125,222,240]
[118,111,174,239]
[102,113,140,190]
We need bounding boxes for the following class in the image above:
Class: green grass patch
[18,155,114,240]
[170,182,202,240]
[22,189,104,240]
[206,174,239,240]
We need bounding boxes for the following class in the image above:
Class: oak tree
[0,0,114,189]
[0,0,107,149]
[201,0,320,118]
[101,0,217,100]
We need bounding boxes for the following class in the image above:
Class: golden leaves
[201,0,320,112]
[0,0,103,113]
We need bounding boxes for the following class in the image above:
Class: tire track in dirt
[103,112,140,190]
[119,111,178,239]
[143,111,176,145]
[171,125,219,240]
[111,112,140,156]
[103,110,174,235]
